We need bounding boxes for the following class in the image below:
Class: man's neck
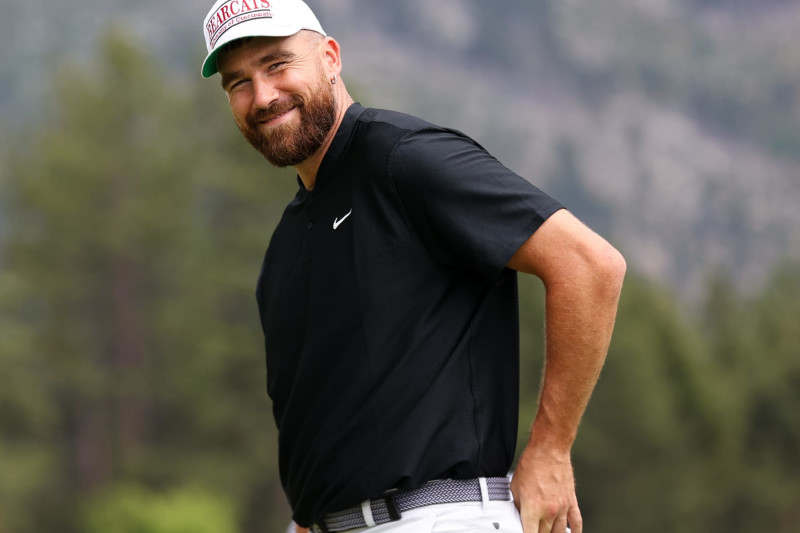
[295,91,355,191]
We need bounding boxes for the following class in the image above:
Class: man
[200,1,626,532]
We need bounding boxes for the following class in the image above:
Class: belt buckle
[310,524,330,533]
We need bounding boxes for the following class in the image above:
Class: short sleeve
[389,127,563,279]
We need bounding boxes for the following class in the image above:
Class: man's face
[217,33,336,167]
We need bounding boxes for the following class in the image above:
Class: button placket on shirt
[305,190,315,231]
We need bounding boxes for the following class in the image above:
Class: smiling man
[200,2,626,533]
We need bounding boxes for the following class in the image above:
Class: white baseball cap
[201,0,326,78]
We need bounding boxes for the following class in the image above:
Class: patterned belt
[310,477,512,533]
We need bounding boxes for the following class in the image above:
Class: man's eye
[268,62,286,72]
[229,79,249,92]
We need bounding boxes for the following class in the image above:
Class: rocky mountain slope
[3,0,799,296]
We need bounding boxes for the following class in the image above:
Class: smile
[259,106,297,127]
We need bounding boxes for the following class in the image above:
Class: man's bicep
[507,209,613,283]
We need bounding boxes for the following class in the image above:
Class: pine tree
[0,30,297,532]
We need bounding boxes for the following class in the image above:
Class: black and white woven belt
[310,477,512,533]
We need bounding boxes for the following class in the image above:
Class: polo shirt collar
[297,102,366,192]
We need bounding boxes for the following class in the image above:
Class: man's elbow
[593,243,627,301]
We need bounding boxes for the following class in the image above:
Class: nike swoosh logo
[333,209,353,230]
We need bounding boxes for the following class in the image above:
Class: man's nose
[252,77,280,109]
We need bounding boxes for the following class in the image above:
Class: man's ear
[320,36,342,79]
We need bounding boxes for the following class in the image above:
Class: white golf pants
[346,499,524,532]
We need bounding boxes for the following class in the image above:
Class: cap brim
[201,24,316,78]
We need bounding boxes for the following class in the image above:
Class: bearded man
[200,2,626,532]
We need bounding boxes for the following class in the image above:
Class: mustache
[247,95,305,128]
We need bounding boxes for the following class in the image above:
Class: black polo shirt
[256,103,563,526]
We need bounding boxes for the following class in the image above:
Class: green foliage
[0,29,294,533]
[572,276,720,531]
[515,266,800,532]
[1,26,799,533]
[82,485,237,533]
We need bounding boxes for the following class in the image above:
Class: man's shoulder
[341,105,444,165]
[355,106,441,135]
[349,105,481,159]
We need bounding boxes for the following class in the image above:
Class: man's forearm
[502,209,625,532]
[528,258,625,452]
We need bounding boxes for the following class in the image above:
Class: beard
[238,77,337,168]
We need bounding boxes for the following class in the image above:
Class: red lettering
[208,0,272,43]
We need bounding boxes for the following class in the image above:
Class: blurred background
[1,0,799,532]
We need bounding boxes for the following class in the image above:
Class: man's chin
[262,152,304,168]
[253,140,311,168]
